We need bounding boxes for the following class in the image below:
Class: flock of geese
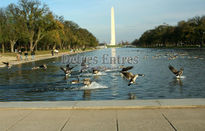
[2,59,184,87]
[59,63,147,86]
[141,52,204,60]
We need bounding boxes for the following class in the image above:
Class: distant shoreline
[132,46,205,49]
[106,44,205,49]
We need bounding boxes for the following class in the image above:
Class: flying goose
[2,62,12,69]
[60,67,71,76]
[128,73,145,86]
[168,65,183,78]
[60,64,76,76]
[121,71,144,86]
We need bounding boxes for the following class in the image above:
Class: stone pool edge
[0,98,205,110]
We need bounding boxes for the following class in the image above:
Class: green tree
[134,15,205,48]
[0,0,98,52]
[18,0,58,51]
[5,4,24,52]
[0,8,7,53]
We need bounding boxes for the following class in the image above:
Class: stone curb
[0,98,205,110]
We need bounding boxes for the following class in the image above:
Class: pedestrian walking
[24,51,28,60]
[31,50,35,60]
[19,50,23,60]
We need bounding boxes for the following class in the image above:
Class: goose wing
[66,64,77,70]
[128,80,132,86]
[2,62,9,66]
[121,66,133,72]
[60,67,67,74]
[69,65,77,70]
[168,65,178,75]
[121,72,133,80]
[178,68,183,76]
[66,64,70,68]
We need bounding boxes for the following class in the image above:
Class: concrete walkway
[0,53,63,68]
[0,49,93,68]
[0,99,205,131]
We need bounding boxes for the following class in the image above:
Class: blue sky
[1,0,205,43]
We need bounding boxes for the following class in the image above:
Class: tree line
[132,15,205,48]
[0,0,98,53]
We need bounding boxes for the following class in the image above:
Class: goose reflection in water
[128,93,136,100]
[169,78,184,94]
[83,90,91,100]
[170,78,183,87]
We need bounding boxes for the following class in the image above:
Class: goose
[60,64,76,76]
[32,64,47,70]
[71,77,80,84]
[93,68,100,74]
[168,65,183,78]
[128,73,145,86]
[39,64,47,69]
[83,78,91,86]
[121,71,144,86]
[2,62,12,69]
[60,67,71,76]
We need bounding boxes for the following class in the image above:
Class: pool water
[0,48,205,101]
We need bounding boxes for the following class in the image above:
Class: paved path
[1,108,205,131]
[0,99,205,131]
[0,53,62,68]
[0,50,93,68]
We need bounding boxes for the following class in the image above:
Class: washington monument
[110,6,116,45]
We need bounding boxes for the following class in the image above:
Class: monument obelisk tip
[110,6,116,45]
